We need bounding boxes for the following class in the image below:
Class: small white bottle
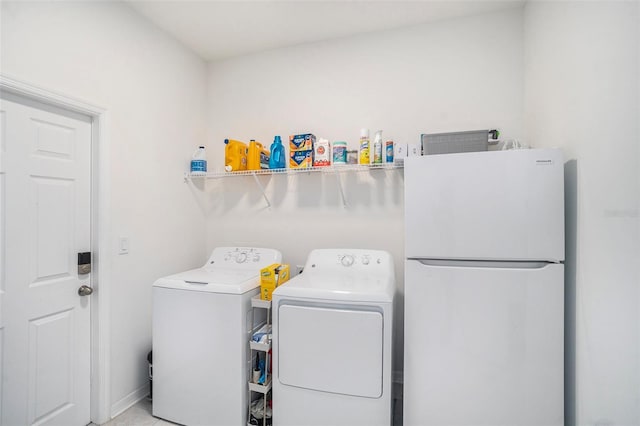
[372,130,383,164]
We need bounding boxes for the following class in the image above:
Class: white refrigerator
[403,149,564,426]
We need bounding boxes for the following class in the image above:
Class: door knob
[78,285,94,296]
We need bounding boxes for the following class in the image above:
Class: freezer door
[403,259,564,426]
[405,149,564,261]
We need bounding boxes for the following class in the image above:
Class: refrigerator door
[405,149,564,262]
[403,259,564,426]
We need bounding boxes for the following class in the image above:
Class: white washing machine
[272,249,395,426]
[152,247,282,426]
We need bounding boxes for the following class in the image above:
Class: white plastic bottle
[372,130,383,164]
[191,146,207,174]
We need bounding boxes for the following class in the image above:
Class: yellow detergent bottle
[224,139,248,172]
[247,140,270,170]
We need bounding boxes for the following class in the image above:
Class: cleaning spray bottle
[359,128,370,165]
[269,135,286,169]
[372,130,383,164]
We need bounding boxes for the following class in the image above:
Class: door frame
[0,74,112,425]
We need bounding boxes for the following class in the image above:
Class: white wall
[206,7,525,375]
[1,1,208,420]
[5,2,636,424]
[524,2,640,425]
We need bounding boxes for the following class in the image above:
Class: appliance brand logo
[536,159,553,166]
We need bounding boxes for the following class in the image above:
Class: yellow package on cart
[260,263,290,301]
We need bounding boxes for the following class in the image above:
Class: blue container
[269,136,286,169]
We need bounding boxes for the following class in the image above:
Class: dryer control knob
[341,255,354,267]
[236,252,247,263]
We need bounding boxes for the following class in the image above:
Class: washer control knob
[362,257,370,265]
[341,255,354,267]
[236,252,247,263]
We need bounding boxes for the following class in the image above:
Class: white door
[277,304,383,398]
[404,259,564,426]
[0,95,92,426]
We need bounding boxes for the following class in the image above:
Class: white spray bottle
[372,130,383,164]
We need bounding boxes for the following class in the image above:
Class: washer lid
[272,272,394,303]
[153,268,260,294]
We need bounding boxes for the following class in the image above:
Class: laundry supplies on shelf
[269,136,286,169]
[289,150,312,169]
[247,139,270,170]
[289,133,315,169]
[190,146,207,174]
[332,141,348,165]
[313,138,331,167]
[359,128,370,165]
[224,139,248,172]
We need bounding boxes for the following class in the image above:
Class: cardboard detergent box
[260,263,290,301]
[313,138,331,167]
[289,150,313,169]
[289,133,316,152]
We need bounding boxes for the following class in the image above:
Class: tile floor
[101,395,402,426]
[101,399,176,426]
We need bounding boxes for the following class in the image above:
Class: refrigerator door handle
[409,258,557,269]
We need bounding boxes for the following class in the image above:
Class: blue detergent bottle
[269,135,285,169]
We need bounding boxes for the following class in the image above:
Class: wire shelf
[185,163,403,180]
[184,163,404,208]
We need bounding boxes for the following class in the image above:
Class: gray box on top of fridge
[420,130,490,155]
[403,149,564,426]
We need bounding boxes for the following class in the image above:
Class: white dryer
[152,247,282,426]
[272,249,395,426]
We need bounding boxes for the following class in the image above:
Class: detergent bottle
[247,140,270,170]
[224,139,248,172]
[190,146,207,174]
[269,136,286,169]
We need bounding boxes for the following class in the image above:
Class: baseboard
[110,383,149,419]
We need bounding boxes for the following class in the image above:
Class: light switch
[119,237,129,255]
